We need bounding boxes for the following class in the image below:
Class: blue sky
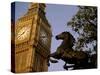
[14,2,79,71]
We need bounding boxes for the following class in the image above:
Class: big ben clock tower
[11,2,52,73]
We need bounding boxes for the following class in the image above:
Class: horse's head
[56,31,75,46]
[56,31,69,40]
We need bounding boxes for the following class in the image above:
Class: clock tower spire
[27,3,46,15]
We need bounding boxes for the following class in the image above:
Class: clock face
[40,28,48,45]
[16,26,30,41]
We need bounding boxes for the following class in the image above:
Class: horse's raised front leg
[49,52,62,64]
[51,47,64,59]
[50,52,61,59]
[49,47,64,64]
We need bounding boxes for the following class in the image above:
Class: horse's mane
[67,32,75,47]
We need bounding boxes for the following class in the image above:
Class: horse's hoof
[50,59,58,63]
[63,65,68,70]
[50,58,58,63]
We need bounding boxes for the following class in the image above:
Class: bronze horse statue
[50,31,76,59]
[49,31,90,70]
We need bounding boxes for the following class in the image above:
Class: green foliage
[67,6,97,52]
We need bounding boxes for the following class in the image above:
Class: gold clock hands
[16,26,31,41]
[20,31,26,35]
[17,30,26,39]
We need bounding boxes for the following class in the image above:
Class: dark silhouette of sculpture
[50,32,75,59]
[48,31,97,70]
